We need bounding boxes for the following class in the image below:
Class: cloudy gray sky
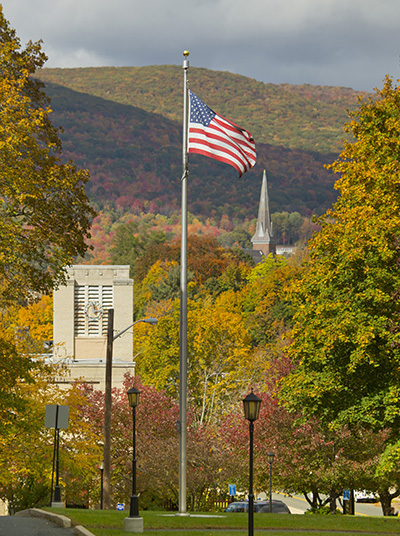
[3,0,400,92]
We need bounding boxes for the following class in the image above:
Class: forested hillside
[38,65,367,154]
[34,66,371,258]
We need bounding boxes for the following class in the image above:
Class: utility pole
[102,311,157,509]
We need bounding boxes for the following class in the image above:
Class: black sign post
[45,405,69,506]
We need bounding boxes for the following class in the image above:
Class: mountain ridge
[38,65,369,154]
[33,65,370,225]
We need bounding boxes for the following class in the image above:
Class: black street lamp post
[267,452,275,513]
[127,386,140,518]
[243,389,262,536]
[99,462,104,510]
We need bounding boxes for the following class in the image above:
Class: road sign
[45,405,69,429]
[343,489,350,501]
[117,503,125,511]
[229,484,236,496]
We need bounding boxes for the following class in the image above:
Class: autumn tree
[278,77,400,513]
[0,331,34,439]
[0,6,95,304]
[0,10,95,490]
[0,365,101,513]
[268,414,389,514]
[76,373,245,511]
[109,221,167,280]
[1,295,53,353]
[217,226,252,249]
[135,294,255,424]
[271,211,304,245]
[241,254,298,347]
[219,351,395,515]
[125,233,237,286]
[131,243,301,424]
[165,234,233,285]
[281,77,400,431]
[375,439,400,514]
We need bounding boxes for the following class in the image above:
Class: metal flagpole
[178,49,189,516]
[103,308,114,509]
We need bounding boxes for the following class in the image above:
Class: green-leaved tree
[280,77,400,432]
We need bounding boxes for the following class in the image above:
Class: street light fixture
[114,317,158,341]
[124,385,143,533]
[267,452,275,513]
[243,389,262,536]
[127,385,140,412]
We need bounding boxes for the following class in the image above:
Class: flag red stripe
[189,122,256,173]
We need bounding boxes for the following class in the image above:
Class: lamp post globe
[127,386,140,408]
[243,390,262,423]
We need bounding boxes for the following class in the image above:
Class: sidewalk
[16,509,95,536]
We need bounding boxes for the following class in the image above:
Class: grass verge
[46,507,400,535]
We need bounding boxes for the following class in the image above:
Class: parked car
[255,501,291,514]
[224,500,291,514]
[354,490,378,503]
[224,501,248,513]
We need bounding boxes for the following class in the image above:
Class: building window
[74,285,113,337]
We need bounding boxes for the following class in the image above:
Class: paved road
[272,492,388,516]
[0,515,75,536]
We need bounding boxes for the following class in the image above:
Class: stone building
[52,265,135,390]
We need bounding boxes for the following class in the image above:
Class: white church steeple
[251,169,276,256]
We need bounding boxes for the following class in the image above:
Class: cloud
[3,0,400,91]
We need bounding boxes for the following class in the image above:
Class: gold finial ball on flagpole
[183,50,190,57]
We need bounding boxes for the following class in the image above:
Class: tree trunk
[379,489,393,516]
[304,491,326,510]
[329,489,337,514]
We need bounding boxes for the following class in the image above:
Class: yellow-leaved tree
[136,293,254,424]
[0,7,96,510]
[0,367,102,513]
[0,6,95,304]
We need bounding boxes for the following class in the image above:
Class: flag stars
[189,91,215,126]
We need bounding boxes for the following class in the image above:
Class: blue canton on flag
[189,93,216,127]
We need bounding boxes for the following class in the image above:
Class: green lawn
[46,507,400,536]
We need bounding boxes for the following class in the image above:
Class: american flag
[188,90,256,177]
